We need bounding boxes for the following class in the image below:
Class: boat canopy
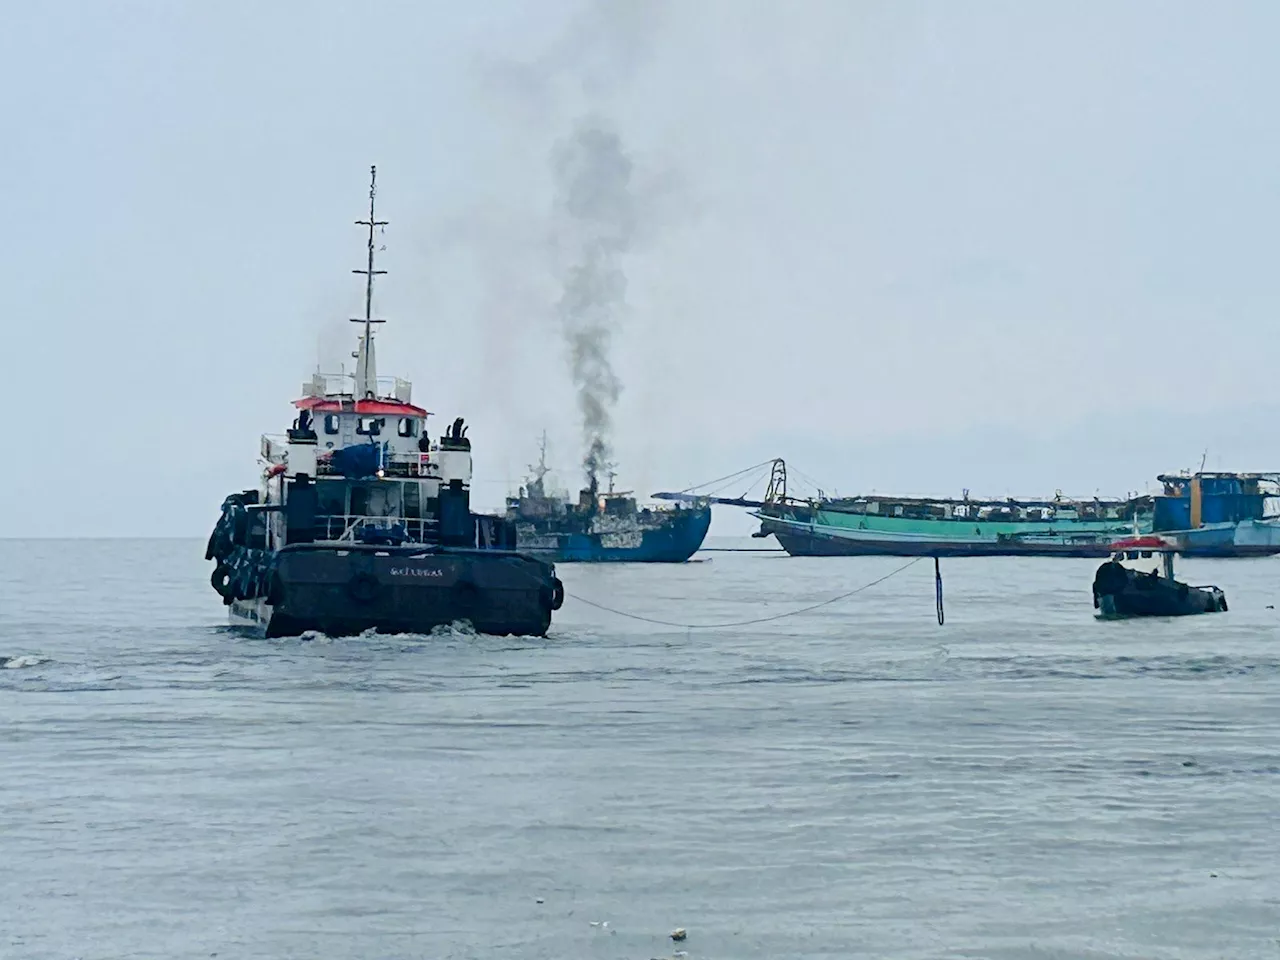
[1108,535,1176,553]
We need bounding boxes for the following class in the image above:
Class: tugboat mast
[351,164,387,398]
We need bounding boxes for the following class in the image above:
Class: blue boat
[502,435,711,562]
[1152,472,1280,557]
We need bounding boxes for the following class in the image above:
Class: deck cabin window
[357,416,383,436]
[324,414,340,435]
[397,417,418,438]
[403,481,422,518]
[316,482,346,517]
[346,481,400,518]
[349,485,369,517]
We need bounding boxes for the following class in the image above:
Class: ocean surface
[2,537,1278,959]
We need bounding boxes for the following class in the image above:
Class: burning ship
[502,435,711,562]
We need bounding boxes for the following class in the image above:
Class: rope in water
[935,556,945,625]
[565,556,926,629]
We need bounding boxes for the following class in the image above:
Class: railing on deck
[303,373,412,402]
[315,514,437,544]
[312,449,438,479]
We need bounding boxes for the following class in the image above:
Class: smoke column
[550,113,638,489]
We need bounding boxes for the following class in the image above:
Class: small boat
[1091,535,1227,618]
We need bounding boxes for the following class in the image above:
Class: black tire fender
[233,557,258,601]
[551,577,565,611]
[211,563,233,598]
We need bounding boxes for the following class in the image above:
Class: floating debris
[670,927,687,941]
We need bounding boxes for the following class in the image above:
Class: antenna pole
[350,165,388,396]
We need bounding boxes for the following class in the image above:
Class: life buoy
[266,463,287,478]
[347,572,380,604]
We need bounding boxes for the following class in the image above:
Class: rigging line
[674,459,779,495]
[565,557,924,629]
[789,465,835,496]
[738,464,772,500]
[704,465,769,499]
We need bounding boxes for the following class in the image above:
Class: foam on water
[1,654,48,669]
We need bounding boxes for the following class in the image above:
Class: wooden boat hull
[766,517,1123,558]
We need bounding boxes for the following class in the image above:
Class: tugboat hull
[1092,560,1227,619]
[231,543,562,638]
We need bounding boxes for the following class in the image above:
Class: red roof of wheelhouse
[293,397,431,417]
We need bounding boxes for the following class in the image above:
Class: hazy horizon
[5,0,1280,538]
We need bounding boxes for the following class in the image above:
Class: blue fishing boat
[1152,472,1280,557]
[502,434,711,562]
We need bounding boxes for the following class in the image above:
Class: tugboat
[1091,535,1227,618]
[502,433,711,562]
[205,167,564,638]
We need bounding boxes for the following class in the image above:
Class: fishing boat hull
[512,504,711,563]
[1165,520,1280,558]
[1091,560,1226,618]
[759,513,1140,559]
[226,543,563,638]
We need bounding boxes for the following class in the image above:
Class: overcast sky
[4,1,1280,538]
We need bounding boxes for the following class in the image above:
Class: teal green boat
[657,459,1155,558]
